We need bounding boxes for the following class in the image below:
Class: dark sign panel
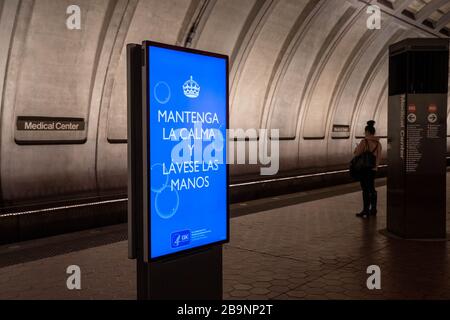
[331,124,350,139]
[17,117,85,131]
[387,38,448,239]
[15,116,86,144]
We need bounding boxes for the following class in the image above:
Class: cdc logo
[171,230,191,248]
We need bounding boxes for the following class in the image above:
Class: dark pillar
[387,38,449,239]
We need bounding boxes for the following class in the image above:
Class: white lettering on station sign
[17,117,85,131]
[15,117,86,144]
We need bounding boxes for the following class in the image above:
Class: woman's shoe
[370,192,377,215]
[356,211,369,218]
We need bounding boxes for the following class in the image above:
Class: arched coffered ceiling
[371,0,450,36]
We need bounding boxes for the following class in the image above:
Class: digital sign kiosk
[387,38,448,239]
[144,43,229,261]
[128,41,229,300]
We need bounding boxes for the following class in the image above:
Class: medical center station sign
[146,43,229,260]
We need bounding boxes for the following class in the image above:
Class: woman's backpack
[350,139,378,180]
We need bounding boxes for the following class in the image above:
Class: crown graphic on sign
[183,76,200,98]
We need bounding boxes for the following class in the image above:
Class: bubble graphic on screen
[150,163,169,193]
[155,187,179,219]
[154,81,171,104]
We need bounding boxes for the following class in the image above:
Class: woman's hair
[365,120,376,135]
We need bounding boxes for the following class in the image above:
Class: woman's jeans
[359,170,377,213]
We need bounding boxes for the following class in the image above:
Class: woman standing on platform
[354,121,382,218]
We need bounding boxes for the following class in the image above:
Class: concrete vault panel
[0,0,449,202]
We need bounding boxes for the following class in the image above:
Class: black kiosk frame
[128,41,230,300]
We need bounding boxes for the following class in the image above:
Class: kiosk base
[138,246,223,300]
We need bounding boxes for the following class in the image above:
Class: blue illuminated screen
[148,45,228,259]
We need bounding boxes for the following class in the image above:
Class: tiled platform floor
[0,180,449,300]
